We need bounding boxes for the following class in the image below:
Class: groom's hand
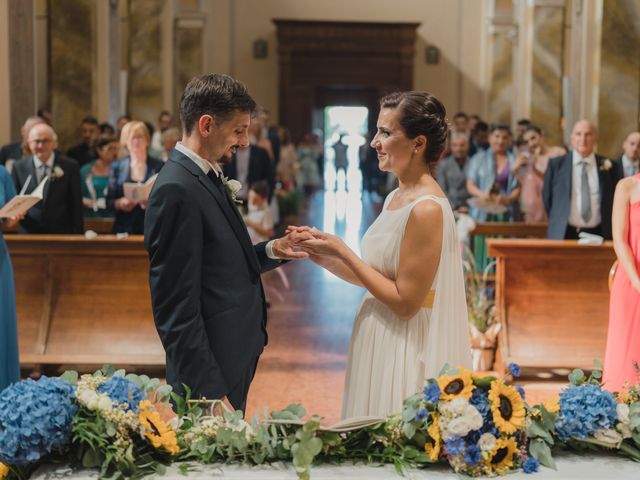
[271,230,314,260]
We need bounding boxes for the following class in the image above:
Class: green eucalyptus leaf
[529,438,557,469]
[569,369,585,386]
[60,370,78,385]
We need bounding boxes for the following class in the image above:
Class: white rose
[449,397,469,415]
[445,417,474,438]
[227,179,242,194]
[78,389,98,407]
[593,428,623,447]
[97,396,113,412]
[463,405,484,431]
[479,433,497,452]
[617,422,633,439]
[616,403,630,424]
[53,165,64,179]
[87,395,100,411]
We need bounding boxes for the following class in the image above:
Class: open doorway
[323,106,368,193]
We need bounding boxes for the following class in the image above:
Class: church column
[7,0,36,141]
[96,0,122,126]
[173,1,205,112]
[513,0,565,146]
[564,0,603,143]
[485,0,516,125]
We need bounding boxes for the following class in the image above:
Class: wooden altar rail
[2,217,115,234]
[6,235,165,368]
[487,239,616,373]
[470,222,547,238]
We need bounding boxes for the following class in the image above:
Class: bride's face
[370,108,415,173]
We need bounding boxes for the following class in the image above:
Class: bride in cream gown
[295,91,472,418]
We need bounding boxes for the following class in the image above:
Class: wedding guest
[107,121,163,234]
[80,137,118,218]
[332,134,349,188]
[67,116,99,167]
[543,120,622,240]
[11,123,83,234]
[603,173,640,391]
[0,116,45,167]
[115,115,130,140]
[512,126,566,223]
[151,110,173,155]
[243,181,274,244]
[297,133,322,194]
[468,120,489,158]
[98,122,116,138]
[276,127,299,190]
[436,132,470,212]
[466,124,520,222]
[614,131,640,178]
[452,112,470,135]
[160,127,181,162]
[0,165,23,391]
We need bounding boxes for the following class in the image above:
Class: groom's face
[210,111,251,163]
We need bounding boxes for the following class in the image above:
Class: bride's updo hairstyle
[379,91,449,171]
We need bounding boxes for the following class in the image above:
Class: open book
[123,174,158,203]
[0,176,48,218]
[265,416,387,432]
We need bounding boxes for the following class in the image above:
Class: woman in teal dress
[80,136,118,217]
[0,165,21,391]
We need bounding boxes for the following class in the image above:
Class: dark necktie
[207,169,243,218]
[579,160,592,223]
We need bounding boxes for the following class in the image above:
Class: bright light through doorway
[322,106,368,276]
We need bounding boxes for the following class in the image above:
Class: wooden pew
[2,217,115,234]
[487,239,616,373]
[6,235,165,368]
[470,222,547,238]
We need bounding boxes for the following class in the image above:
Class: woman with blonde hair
[107,121,163,234]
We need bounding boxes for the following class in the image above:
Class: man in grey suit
[436,132,470,211]
[613,131,640,178]
[542,120,622,240]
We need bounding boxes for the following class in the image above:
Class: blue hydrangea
[523,457,540,473]
[464,444,481,465]
[516,385,526,400]
[0,376,77,465]
[465,388,499,443]
[415,408,428,421]
[423,382,441,404]
[97,376,145,412]
[508,363,521,378]
[444,436,465,456]
[554,384,617,440]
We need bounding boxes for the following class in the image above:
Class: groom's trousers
[227,354,260,415]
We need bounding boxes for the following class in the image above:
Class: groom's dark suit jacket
[542,151,622,240]
[144,149,281,402]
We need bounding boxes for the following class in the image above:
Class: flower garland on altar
[0,362,639,479]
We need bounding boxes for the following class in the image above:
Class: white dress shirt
[568,150,601,229]
[174,142,280,259]
[33,154,55,182]
[622,154,640,178]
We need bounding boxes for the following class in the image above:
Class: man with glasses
[11,123,83,233]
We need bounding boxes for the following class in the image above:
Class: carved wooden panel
[274,20,419,141]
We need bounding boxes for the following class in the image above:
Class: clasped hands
[270,225,347,261]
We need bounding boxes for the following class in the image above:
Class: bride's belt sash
[422,290,436,309]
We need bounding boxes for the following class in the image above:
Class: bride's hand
[298,229,348,258]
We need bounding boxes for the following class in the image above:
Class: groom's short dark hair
[180,74,257,135]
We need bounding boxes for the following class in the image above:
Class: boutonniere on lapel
[599,158,613,172]
[221,176,243,204]
[51,165,65,181]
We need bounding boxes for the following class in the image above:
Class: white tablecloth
[32,452,640,479]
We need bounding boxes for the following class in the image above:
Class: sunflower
[488,381,525,434]
[0,463,9,480]
[138,400,180,455]
[485,437,518,474]
[543,397,560,414]
[424,415,442,462]
[437,368,475,401]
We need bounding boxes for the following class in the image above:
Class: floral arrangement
[401,363,541,477]
[2,362,640,479]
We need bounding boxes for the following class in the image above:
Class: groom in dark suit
[11,123,83,234]
[144,74,309,413]
[542,120,622,240]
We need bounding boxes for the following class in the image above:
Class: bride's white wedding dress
[342,190,472,418]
